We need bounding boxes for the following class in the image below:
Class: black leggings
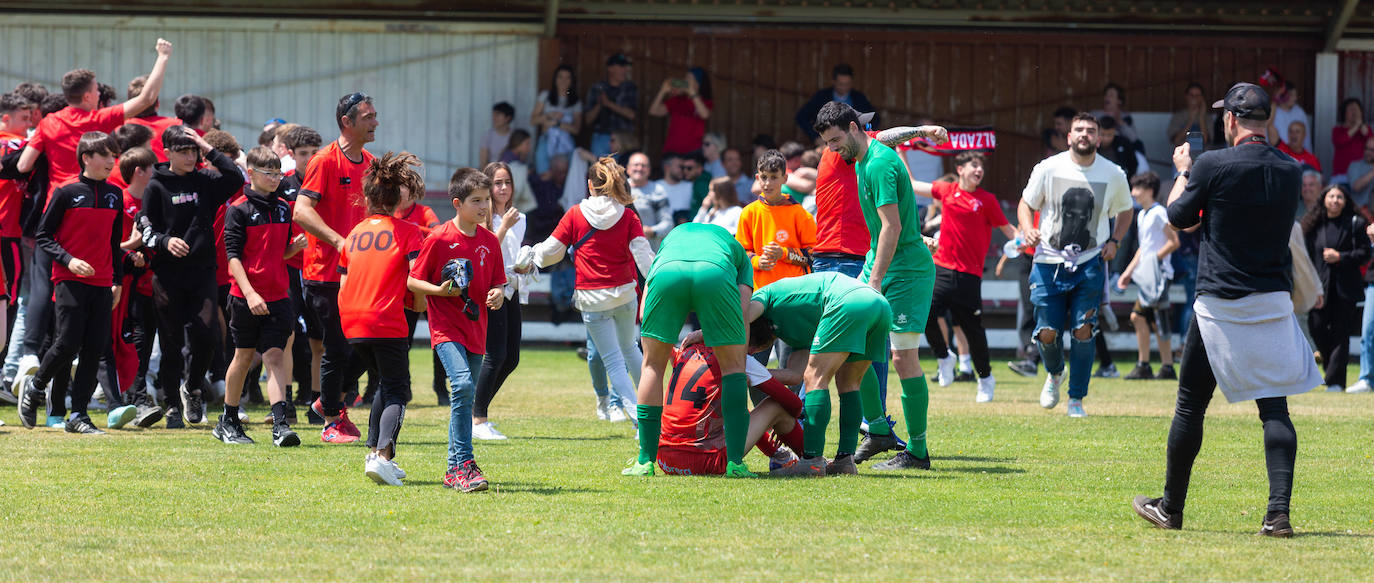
[474,299,521,418]
[36,282,112,417]
[354,340,411,453]
[923,267,991,377]
[1162,315,1296,516]
[153,271,220,396]
[22,246,55,356]
[1308,295,1356,387]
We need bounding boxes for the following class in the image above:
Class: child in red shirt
[110,147,163,427]
[409,167,506,493]
[338,152,425,484]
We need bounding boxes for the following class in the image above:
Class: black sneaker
[1006,360,1038,377]
[305,405,325,425]
[65,414,106,435]
[211,415,254,444]
[180,384,206,424]
[132,404,165,428]
[1124,363,1154,380]
[953,371,976,383]
[1258,513,1294,538]
[871,450,932,471]
[165,406,186,429]
[853,431,903,464]
[1155,364,1178,380]
[272,423,301,447]
[17,379,43,429]
[0,385,16,405]
[1132,495,1182,530]
[436,391,451,407]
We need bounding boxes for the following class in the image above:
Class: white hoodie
[530,196,655,312]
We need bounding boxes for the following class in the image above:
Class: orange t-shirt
[338,215,423,340]
[734,198,817,289]
[300,141,372,284]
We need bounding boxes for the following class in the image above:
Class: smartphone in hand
[1186,131,1205,161]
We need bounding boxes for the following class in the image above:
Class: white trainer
[1066,398,1086,418]
[388,459,407,479]
[472,421,508,440]
[1326,384,1344,393]
[607,404,629,423]
[595,395,611,421]
[1347,380,1372,394]
[364,453,403,486]
[1040,372,1064,409]
[936,354,956,387]
[975,375,995,403]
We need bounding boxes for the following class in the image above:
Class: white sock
[958,353,973,373]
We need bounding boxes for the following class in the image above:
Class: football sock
[900,376,930,458]
[837,390,862,455]
[755,433,780,457]
[802,389,831,459]
[780,420,805,453]
[271,401,290,426]
[224,404,238,421]
[721,373,750,464]
[959,353,973,373]
[636,405,663,464]
[859,367,891,435]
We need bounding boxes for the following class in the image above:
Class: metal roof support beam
[544,0,560,38]
[1326,0,1362,52]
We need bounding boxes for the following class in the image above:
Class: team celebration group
[0,40,1326,536]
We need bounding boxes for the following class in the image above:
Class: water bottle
[1003,237,1024,258]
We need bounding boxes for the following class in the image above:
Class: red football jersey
[409,221,505,354]
[812,135,877,256]
[0,130,27,238]
[125,115,183,162]
[26,105,125,193]
[299,141,372,284]
[930,181,1007,276]
[658,344,724,454]
[338,215,422,340]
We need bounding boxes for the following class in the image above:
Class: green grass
[3,347,1372,581]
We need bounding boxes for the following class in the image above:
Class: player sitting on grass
[623,222,756,478]
[215,146,307,446]
[656,341,805,476]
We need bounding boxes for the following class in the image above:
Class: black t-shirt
[1167,138,1301,299]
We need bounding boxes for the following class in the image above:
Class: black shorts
[229,296,295,351]
[931,265,984,313]
[1131,282,1173,336]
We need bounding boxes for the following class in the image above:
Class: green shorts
[811,287,892,363]
[641,260,746,347]
[880,270,935,335]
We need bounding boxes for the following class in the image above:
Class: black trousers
[22,245,55,356]
[1308,294,1356,387]
[304,283,364,416]
[36,281,112,417]
[474,299,522,418]
[124,290,158,407]
[1161,315,1296,516]
[1,237,23,333]
[923,266,991,378]
[152,270,219,397]
[354,339,411,453]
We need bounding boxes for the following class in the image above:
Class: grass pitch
[2,347,1372,581]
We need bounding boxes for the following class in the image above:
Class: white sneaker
[364,453,403,486]
[620,404,638,429]
[1040,372,1064,409]
[1066,398,1086,418]
[595,395,611,421]
[936,354,956,387]
[1347,380,1372,394]
[1326,384,1344,393]
[237,408,250,423]
[388,459,407,479]
[16,354,39,380]
[607,405,629,423]
[975,375,995,403]
[472,421,508,440]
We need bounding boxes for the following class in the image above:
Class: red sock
[779,421,804,453]
[754,432,780,457]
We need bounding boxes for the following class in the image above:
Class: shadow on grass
[936,465,1025,475]
[936,455,1018,463]
[519,435,625,442]
[491,482,606,495]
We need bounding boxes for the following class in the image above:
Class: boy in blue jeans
[409,167,506,493]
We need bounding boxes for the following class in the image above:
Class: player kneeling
[657,342,806,476]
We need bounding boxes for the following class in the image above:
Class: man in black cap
[584,53,638,157]
[1132,82,1322,537]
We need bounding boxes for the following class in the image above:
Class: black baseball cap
[606,53,632,67]
[1212,82,1271,121]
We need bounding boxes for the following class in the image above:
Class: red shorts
[656,447,727,476]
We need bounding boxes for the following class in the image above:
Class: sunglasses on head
[340,92,369,116]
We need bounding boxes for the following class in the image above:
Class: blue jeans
[1172,254,1198,342]
[586,334,621,407]
[812,255,892,419]
[436,342,484,467]
[590,133,613,158]
[1361,284,1374,383]
[1029,259,1105,400]
[584,301,641,409]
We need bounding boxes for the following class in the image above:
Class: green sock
[858,367,891,435]
[801,389,831,459]
[636,405,663,464]
[837,390,862,455]
[900,376,929,458]
[720,373,750,464]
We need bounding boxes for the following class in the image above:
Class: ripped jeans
[1029,258,1104,400]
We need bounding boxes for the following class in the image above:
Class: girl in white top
[470,162,530,441]
[693,176,743,234]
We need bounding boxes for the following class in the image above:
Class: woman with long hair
[1301,183,1371,391]
[531,64,582,174]
[522,157,655,421]
[693,176,742,234]
[469,162,528,440]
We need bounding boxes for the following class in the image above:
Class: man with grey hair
[292,92,379,444]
